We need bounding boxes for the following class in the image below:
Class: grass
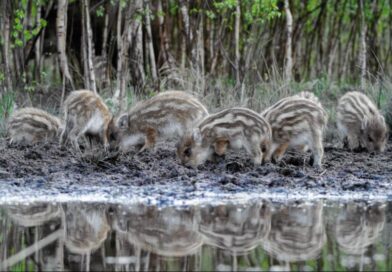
[0,92,16,137]
[2,73,392,141]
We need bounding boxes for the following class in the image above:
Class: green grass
[0,92,16,137]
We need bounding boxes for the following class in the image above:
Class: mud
[0,139,391,204]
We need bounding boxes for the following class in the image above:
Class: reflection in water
[113,204,202,257]
[0,200,391,271]
[7,203,61,227]
[263,201,326,262]
[64,204,110,255]
[335,202,386,269]
[199,202,270,255]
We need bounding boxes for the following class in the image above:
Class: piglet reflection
[263,201,326,262]
[335,202,385,264]
[198,201,271,255]
[113,204,203,257]
[63,203,110,255]
[7,203,61,227]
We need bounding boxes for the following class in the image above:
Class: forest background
[1,0,392,136]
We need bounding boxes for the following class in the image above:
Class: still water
[0,200,391,271]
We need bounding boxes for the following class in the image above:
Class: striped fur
[113,205,202,257]
[177,107,272,167]
[64,204,110,254]
[335,203,385,255]
[60,90,113,152]
[263,202,326,262]
[199,202,271,254]
[293,91,322,107]
[7,107,62,145]
[336,91,387,152]
[114,90,208,152]
[261,97,327,167]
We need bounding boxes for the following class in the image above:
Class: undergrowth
[2,73,392,140]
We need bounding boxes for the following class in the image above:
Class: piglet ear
[117,114,129,129]
[192,128,202,143]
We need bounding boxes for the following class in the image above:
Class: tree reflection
[0,200,390,271]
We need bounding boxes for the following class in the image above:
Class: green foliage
[169,0,179,16]
[11,1,47,48]
[242,0,281,26]
[96,5,105,17]
[213,0,238,10]
[0,92,15,120]
[0,92,15,137]
[210,0,280,26]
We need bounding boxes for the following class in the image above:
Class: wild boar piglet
[7,107,62,145]
[261,97,328,168]
[113,90,208,152]
[177,107,272,167]
[336,91,387,152]
[60,90,114,152]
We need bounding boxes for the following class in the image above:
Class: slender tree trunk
[101,1,110,57]
[34,4,42,82]
[157,0,175,76]
[83,0,97,93]
[327,0,347,80]
[144,0,158,84]
[180,17,187,69]
[284,0,293,82]
[56,0,74,96]
[179,0,192,61]
[234,2,241,84]
[359,0,367,89]
[129,0,145,93]
[210,17,226,75]
[196,3,205,93]
[115,1,125,112]
[1,0,13,92]
[207,17,214,73]
[80,0,90,90]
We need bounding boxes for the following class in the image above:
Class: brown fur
[214,138,229,156]
[113,90,208,153]
[177,107,272,167]
[60,90,113,152]
[7,107,62,145]
[261,97,327,168]
[337,91,387,152]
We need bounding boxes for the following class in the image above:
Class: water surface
[0,200,391,271]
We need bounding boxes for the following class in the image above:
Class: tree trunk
[179,0,192,62]
[144,0,158,85]
[101,1,110,57]
[80,0,90,90]
[284,0,293,82]
[129,0,145,93]
[83,0,97,93]
[34,4,42,82]
[114,1,125,112]
[195,2,205,93]
[359,0,367,89]
[1,0,13,92]
[157,0,175,72]
[56,0,74,95]
[234,2,241,84]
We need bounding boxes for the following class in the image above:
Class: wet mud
[0,139,391,204]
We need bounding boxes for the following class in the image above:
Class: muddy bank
[0,139,391,204]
